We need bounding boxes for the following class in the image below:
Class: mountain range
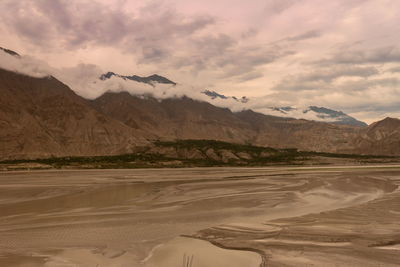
[200,89,367,127]
[100,71,366,127]
[1,48,400,159]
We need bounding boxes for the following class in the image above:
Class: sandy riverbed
[0,166,399,266]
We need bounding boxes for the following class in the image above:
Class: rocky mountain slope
[90,91,365,154]
[1,59,399,159]
[90,90,369,154]
[353,117,400,155]
[0,68,147,160]
[235,110,360,153]
[90,92,254,143]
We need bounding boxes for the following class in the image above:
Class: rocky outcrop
[352,117,400,155]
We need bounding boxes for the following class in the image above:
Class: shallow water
[0,167,400,266]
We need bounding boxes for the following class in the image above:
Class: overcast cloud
[1,0,400,123]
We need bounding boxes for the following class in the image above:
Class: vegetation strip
[1,139,399,170]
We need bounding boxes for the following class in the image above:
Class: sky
[1,0,400,123]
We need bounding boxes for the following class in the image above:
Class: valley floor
[0,166,400,266]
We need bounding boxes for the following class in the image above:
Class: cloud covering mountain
[2,51,400,159]
[1,0,400,123]
[0,48,374,126]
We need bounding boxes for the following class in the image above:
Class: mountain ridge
[0,48,399,159]
[100,71,176,86]
[0,68,148,160]
[0,47,20,57]
[99,71,367,127]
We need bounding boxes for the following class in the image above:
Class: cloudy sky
[1,0,400,123]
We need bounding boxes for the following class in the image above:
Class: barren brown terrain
[2,67,400,161]
[2,2,400,267]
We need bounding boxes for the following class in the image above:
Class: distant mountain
[90,91,366,154]
[203,90,249,103]
[202,90,367,127]
[100,72,176,86]
[309,106,367,127]
[203,90,228,99]
[270,106,368,127]
[1,66,399,159]
[0,47,20,57]
[1,48,399,160]
[100,75,366,127]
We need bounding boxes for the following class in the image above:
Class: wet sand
[0,166,399,266]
